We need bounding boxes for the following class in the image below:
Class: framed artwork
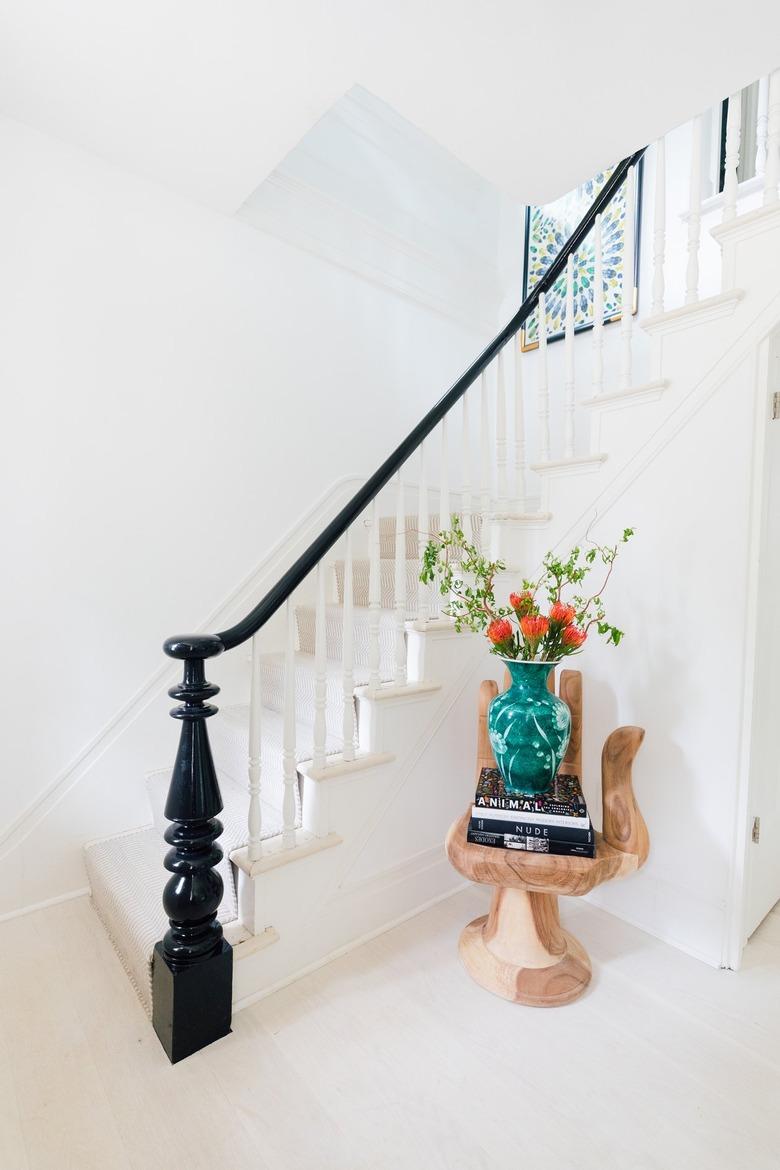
[520,159,643,351]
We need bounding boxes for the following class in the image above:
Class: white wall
[0,113,496,915]
[575,353,758,964]
[741,327,780,941]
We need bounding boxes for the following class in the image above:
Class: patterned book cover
[466,827,595,858]
[473,767,589,819]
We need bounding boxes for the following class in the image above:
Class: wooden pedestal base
[458,888,591,1007]
[448,674,648,1008]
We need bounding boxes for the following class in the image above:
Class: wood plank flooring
[1,887,778,1170]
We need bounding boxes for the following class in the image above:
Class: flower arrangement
[420,518,633,662]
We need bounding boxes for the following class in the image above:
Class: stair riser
[259,658,356,740]
[333,559,424,612]
[377,512,483,558]
[295,605,398,669]
[209,705,342,810]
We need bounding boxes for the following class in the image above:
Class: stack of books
[467,767,595,858]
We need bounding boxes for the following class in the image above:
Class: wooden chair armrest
[601,726,648,867]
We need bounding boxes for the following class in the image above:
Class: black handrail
[216,147,644,652]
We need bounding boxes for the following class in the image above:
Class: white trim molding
[641,290,745,336]
[530,454,608,477]
[582,380,669,410]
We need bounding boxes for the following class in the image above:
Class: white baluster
[513,335,527,512]
[686,116,703,304]
[563,254,575,456]
[592,213,604,396]
[393,469,407,686]
[440,414,450,532]
[461,388,473,541]
[537,293,550,462]
[756,75,770,177]
[247,632,263,861]
[367,497,381,693]
[495,348,508,510]
[620,165,635,389]
[417,440,430,623]
[312,561,327,771]
[651,140,666,316]
[479,369,491,521]
[341,527,356,762]
[763,70,780,206]
[722,90,742,223]
[282,599,297,848]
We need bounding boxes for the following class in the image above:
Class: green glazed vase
[487,659,572,796]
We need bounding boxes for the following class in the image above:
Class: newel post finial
[152,632,233,1064]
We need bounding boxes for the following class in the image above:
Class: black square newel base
[152,940,233,1064]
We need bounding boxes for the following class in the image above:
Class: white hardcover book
[470,804,590,831]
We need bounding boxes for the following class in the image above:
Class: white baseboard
[0,886,91,925]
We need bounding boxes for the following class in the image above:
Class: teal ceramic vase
[487,659,571,796]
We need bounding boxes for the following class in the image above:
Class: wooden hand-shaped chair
[445,669,648,1007]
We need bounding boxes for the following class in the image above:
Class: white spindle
[686,116,703,304]
[764,70,780,206]
[440,414,450,532]
[417,441,430,623]
[479,370,491,520]
[341,528,356,762]
[756,75,770,177]
[651,139,666,316]
[312,561,327,771]
[461,388,473,540]
[247,633,263,861]
[620,165,635,389]
[393,469,407,686]
[537,292,550,462]
[722,91,742,222]
[513,335,527,512]
[367,497,381,692]
[495,348,508,509]
[282,599,297,848]
[592,214,604,396]
[563,254,575,456]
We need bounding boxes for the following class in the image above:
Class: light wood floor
[1,887,779,1170]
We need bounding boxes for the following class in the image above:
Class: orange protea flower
[519,614,549,641]
[550,601,576,626]
[562,625,587,649]
[487,618,514,646]
[509,590,535,616]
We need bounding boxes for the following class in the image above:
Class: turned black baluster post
[152,633,233,1063]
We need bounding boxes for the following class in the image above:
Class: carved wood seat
[445,669,647,1007]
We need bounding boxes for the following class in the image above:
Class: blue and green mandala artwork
[522,166,639,349]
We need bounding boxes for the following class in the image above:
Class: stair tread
[85,772,257,1016]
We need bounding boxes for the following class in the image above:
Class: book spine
[474,798,587,818]
[471,805,590,830]
[469,815,594,844]
[466,830,595,858]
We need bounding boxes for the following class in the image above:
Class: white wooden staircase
[83,69,780,1058]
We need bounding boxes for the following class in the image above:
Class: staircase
[84,70,780,1061]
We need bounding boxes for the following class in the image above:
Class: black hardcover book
[466,827,595,857]
[469,814,594,845]
[473,767,589,819]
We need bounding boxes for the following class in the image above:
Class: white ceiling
[1,0,778,213]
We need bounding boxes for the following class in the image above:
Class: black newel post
[152,633,233,1064]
